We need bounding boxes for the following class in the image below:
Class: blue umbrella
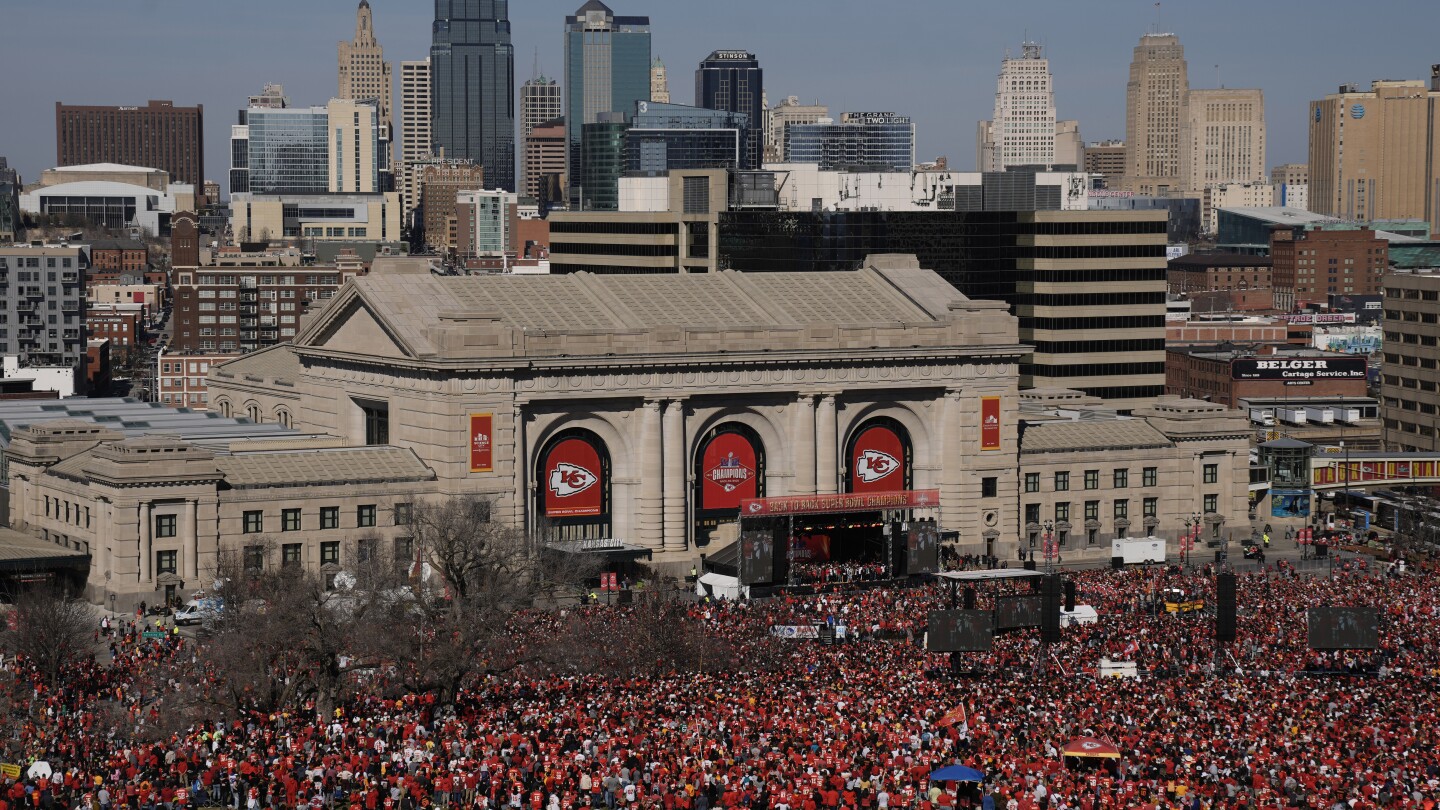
[929,764,985,783]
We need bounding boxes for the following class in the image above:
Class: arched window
[535,428,612,541]
[845,416,913,494]
[692,422,765,548]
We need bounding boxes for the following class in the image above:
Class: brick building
[1167,253,1272,296]
[170,262,366,354]
[170,211,200,268]
[156,351,228,410]
[85,304,145,353]
[54,100,204,187]
[418,162,485,252]
[1166,344,1368,407]
[88,240,149,274]
[1270,227,1389,311]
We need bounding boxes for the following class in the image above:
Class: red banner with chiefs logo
[544,437,604,517]
[981,397,1002,451]
[469,413,493,472]
[849,424,906,493]
[701,431,760,511]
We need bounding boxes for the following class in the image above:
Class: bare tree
[0,588,93,684]
[377,495,598,704]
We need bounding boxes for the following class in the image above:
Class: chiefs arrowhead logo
[856,449,901,483]
[748,502,763,513]
[1081,741,1100,750]
[549,463,597,498]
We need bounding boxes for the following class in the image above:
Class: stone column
[816,394,838,495]
[939,389,966,532]
[513,407,528,536]
[638,400,664,550]
[138,502,152,584]
[184,499,199,582]
[662,399,686,552]
[791,395,816,495]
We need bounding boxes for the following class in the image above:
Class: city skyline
[1,0,1436,193]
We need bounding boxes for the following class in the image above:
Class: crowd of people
[4,560,1440,810]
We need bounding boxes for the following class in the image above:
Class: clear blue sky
[2,0,1436,193]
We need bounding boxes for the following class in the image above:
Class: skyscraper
[327,98,385,194]
[399,59,432,216]
[766,96,827,163]
[650,57,670,104]
[243,106,331,194]
[695,50,763,169]
[1121,33,1188,194]
[1182,88,1266,192]
[1309,71,1440,228]
[786,113,915,172]
[564,1,651,205]
[523,120,566,204]
[55,100,205,186]
[521,75,563,138]
[338,0,393,126]
[520,75,563,199]
[431,0,515,192]
[979,43,1057,171]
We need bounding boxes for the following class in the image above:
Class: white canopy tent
[697,572,742,600]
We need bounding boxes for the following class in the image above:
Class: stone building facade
[1016,390,1252,559]
[5,420,434,608]
[209,255,1030,559]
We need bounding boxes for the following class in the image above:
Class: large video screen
[739,529,775,585]
[927,610,994,652]
[907,521,940,575]
[1307,607,1380,650]
[995,593,1043,631]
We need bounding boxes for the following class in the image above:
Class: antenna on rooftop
[533,47,540,81]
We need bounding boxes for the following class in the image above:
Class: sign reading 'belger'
[1231,357,1367,381]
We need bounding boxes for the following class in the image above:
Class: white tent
[697,572,741,600]
[1060,604,1099,626]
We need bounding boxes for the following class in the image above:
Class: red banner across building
[741,489,941,516]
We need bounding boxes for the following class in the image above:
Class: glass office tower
[564,1,651,206]
[431,0,516,191]
[245,107,330,194]
[579,115,629,211]
[786,113,916,172]
[694,50,763,169]
[625,101,750,174]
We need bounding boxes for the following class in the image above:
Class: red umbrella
[1062,737,1121,759]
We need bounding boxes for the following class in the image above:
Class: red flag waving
[936,704,968,728]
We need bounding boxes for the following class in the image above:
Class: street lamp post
[1043,519,1056,573]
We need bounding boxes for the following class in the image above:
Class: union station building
[3,255,1253,605]
[207,254,1029,557]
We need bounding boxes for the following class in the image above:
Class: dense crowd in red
[4,564,1439,810]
